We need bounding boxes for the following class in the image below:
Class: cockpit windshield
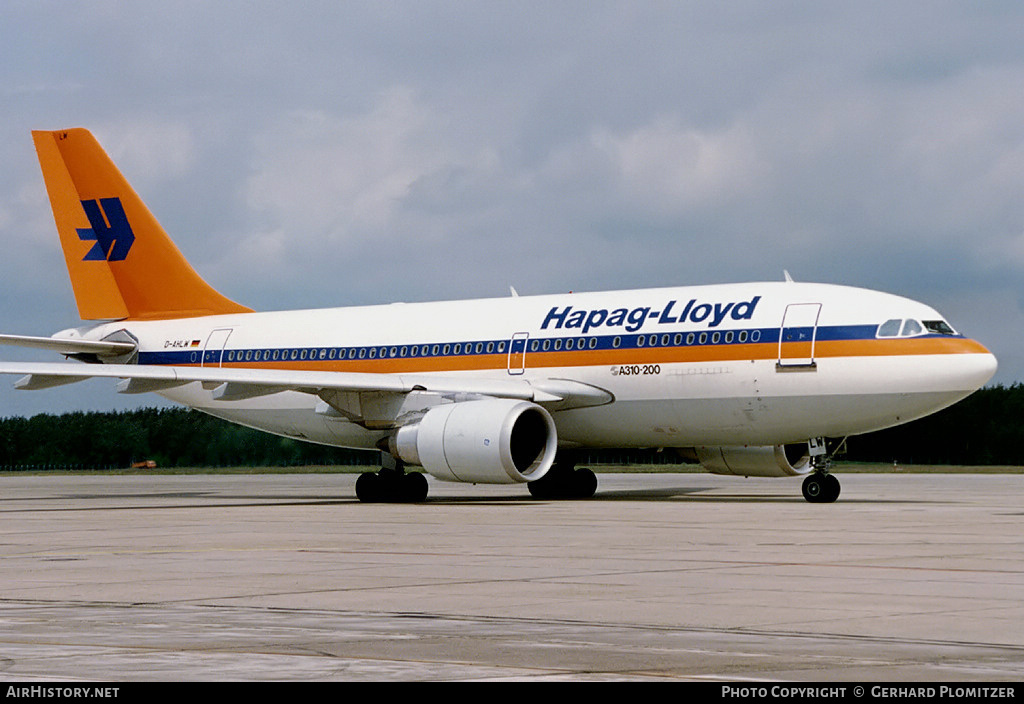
[877,318,958,338]
[900,319,923,336]
[876,319,902,337]
[923,320,957,335]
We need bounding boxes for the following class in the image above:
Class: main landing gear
[355,455,428,503]
[801,438,842,503]
[528,453,598,499]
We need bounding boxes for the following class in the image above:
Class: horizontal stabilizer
[0,334,136,357]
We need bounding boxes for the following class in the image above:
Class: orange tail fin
[32,128,252,320]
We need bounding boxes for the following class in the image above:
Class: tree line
[1,384,1020,470]
[0,406,375,470]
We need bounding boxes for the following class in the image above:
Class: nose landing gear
[802,471,840,503]
[801,437,842,503]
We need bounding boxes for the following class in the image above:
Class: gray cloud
[2,1,1023,417]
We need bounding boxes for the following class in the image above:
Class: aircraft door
[778,303,821,368]
[202,328,233,367]
[508,332,528,375]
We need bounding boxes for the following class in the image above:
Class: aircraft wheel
[802,474,840,503]
[527,474,552,498]
[574,468,598,498]
[802,474,823,502]
[355,472,382,503]
[357,470,428,503]
[823,473,841,503]
[528,466,597,499]
[402,472,429,503]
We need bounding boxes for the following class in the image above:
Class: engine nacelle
[390,399,557,484]
[695,444,811,478]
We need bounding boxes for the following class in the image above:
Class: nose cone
[967,348,998,390]
[942,338,997,395]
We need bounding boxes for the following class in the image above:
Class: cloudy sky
[2,1,1023,417]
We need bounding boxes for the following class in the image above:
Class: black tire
[528,471,565,499]
[528,474,554,498]
[403,472,429,503]
[529,468,597,499]
[355,472,381,503]
[802,474,840,503]
[573,468,598,498]
[802,474,823,503]
[823,473,841,503]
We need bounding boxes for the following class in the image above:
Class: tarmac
[0,471,1022,681]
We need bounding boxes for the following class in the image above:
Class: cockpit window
[878,318,958,339]
[900,319,923,337]
[923,320,957,335]
[876,319,901,338]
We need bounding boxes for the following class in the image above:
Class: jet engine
[390,399,557,484]
[695,444,811,478]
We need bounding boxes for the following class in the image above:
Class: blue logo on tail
[77,198,135,261]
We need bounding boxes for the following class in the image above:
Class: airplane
[0,128,998,503]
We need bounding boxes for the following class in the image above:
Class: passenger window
[877,319,901,338]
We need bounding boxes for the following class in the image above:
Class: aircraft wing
[0,361,612,412]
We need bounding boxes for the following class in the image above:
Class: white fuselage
[73,281,997,451]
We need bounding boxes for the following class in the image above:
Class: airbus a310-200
[0,129,997,503]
